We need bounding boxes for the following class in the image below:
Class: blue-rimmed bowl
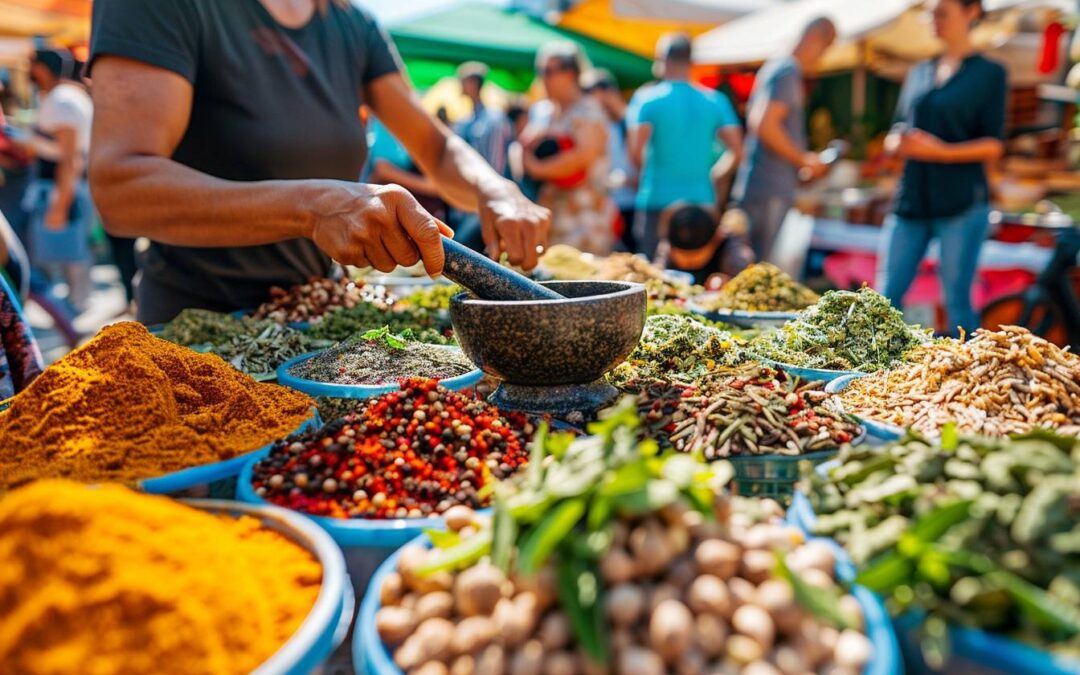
[139,412,319,497]
[353,533,902,675]
[686,295,800,329]
[788,493,1080,675]
[754,356,866,384]
[188,499,352,675]
[276,347,483,401]
[825,374,904,441]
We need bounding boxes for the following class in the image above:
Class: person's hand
[309,182,453,276]
[798,153,829,182]
[44,198,67,231]
[477,180,551,270]
[894,129,947,161]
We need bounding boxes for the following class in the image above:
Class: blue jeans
[877,203,990,336]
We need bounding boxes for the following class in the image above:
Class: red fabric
[550,136,587,190]
[1039,22,1065,74]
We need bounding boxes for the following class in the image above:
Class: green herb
[805,432,1080,660]
[305,302,453,344]
[701,262,820,312]
[359,326,408,350]
[608,314,747,390]
[749,286,932,372]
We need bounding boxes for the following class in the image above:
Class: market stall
[1,250,1078,673]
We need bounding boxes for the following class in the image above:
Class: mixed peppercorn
[250,379,533,519]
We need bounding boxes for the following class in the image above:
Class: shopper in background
[24,48,94,315]
[627,33,743,258]
[519,42,612,255]
[733,18,836,262]
[584,68,637,252]
[878,0,1006,336]
[654,204,754,286]
[452,62,512,252]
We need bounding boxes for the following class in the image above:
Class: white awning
[612,0,785,24]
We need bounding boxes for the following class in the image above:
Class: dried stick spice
[250,379,532,519]
[289,328,473,386]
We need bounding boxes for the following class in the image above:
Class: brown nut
[648,599,694,662]
[694,539,741,579]
[538,612,572,651]
[455,561,506,617]
[415,591,455,622]
[694,613,729,658]
[600,548,637,585]
[443,505,476,532]
[375,606,417,646]
[732,604,776,651]
[450,616,498,656]
[380,571,405,607]
[687,575,732,617]
[607,584,646,627]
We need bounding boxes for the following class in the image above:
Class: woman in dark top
[877,0,1006,336]
[87,0,549,324]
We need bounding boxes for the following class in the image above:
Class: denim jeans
[877,203,990,336]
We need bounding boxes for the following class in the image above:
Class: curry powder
[0,322,314,490]
[0,480,322,674]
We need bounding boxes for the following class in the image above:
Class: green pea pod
[518,498,587,575]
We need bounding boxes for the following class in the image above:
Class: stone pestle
[440,236,564,301]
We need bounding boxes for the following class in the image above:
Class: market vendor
[878,0,1006,336]
[86,0,550,324]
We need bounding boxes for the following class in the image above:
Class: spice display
[699,263,819,312]
[668,365,862,458]
[253,276,395,323]
[250,379,532,519]
[0,322,314,490]
[159,309,318,378]
[375,401,875,674]
[749,287,932,372]
[608,314,746,390]
[839,326,1080,438]
[0,480,321,674]
[593,252,668,283]
[288,328,473,386]
[537,244,601,279]
[305,303,453,344]
[805,432,1080,664]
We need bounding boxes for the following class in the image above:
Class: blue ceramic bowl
[276,347,483,401]
[755,356,866,384]
[686,298,800,329]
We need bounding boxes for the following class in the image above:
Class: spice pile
[375,402,875,674]
[0,322,314,490]
[250,379,532,519]
[253,276,395,323]
[288,328,473,386]
[839,326,1080,437]
[159,308,317,378]
[805,432,1080,663]
[667,365,862,458]
[609,314,746,390]
[0,480,321,674]
[401,284,464,312]
[749,287,931,372]
[305,304,453,344]
[699,263,820,312]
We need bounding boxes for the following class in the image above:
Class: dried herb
[749,287,932,372]
[289,328,473,386]
[305,303,453,344]
[608,314,746,390]
[400,284,463,311]
[700,262,819,312]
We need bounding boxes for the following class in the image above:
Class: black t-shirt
[892,54,1006,220]
[88,0,402,323]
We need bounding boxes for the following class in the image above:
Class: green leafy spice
[608,314,747,390]
[701,262,820,312]
[305,302,453,344]
[749,287,932,372]
[289,329,473,385]
[805,432,1080,660]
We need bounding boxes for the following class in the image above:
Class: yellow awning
[557,0,716,60]
[0,0,90,44]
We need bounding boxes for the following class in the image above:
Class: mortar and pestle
[440,237,646,417]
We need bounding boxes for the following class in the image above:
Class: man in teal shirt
[628,33,744,258]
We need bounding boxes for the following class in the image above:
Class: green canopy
[389,4,654,92]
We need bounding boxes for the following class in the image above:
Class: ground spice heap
[0,322,314,490]
[701,262,820,312]
[289,327,473,386]
[0,480,321,675]
[840,326,1080,438]
[251,379,532,519]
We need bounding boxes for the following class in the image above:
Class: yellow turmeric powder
[0,322,314,490]
[0,480,322,674]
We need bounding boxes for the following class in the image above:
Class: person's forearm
[417,132,512,212]
[526,149,591,181]
[936,138,1004,164]
[371,160,438,198]
[758,121,806,168]
[52,154,77,213]
[89,154,317,245]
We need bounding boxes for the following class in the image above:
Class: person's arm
[523,117,606,181]
[88,56,451,275]
[367,74,549,268]
[43,127,78,230]
[718,126,744,169]
[627,122,651,170]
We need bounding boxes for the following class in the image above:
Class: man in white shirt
[24,48,94,313]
